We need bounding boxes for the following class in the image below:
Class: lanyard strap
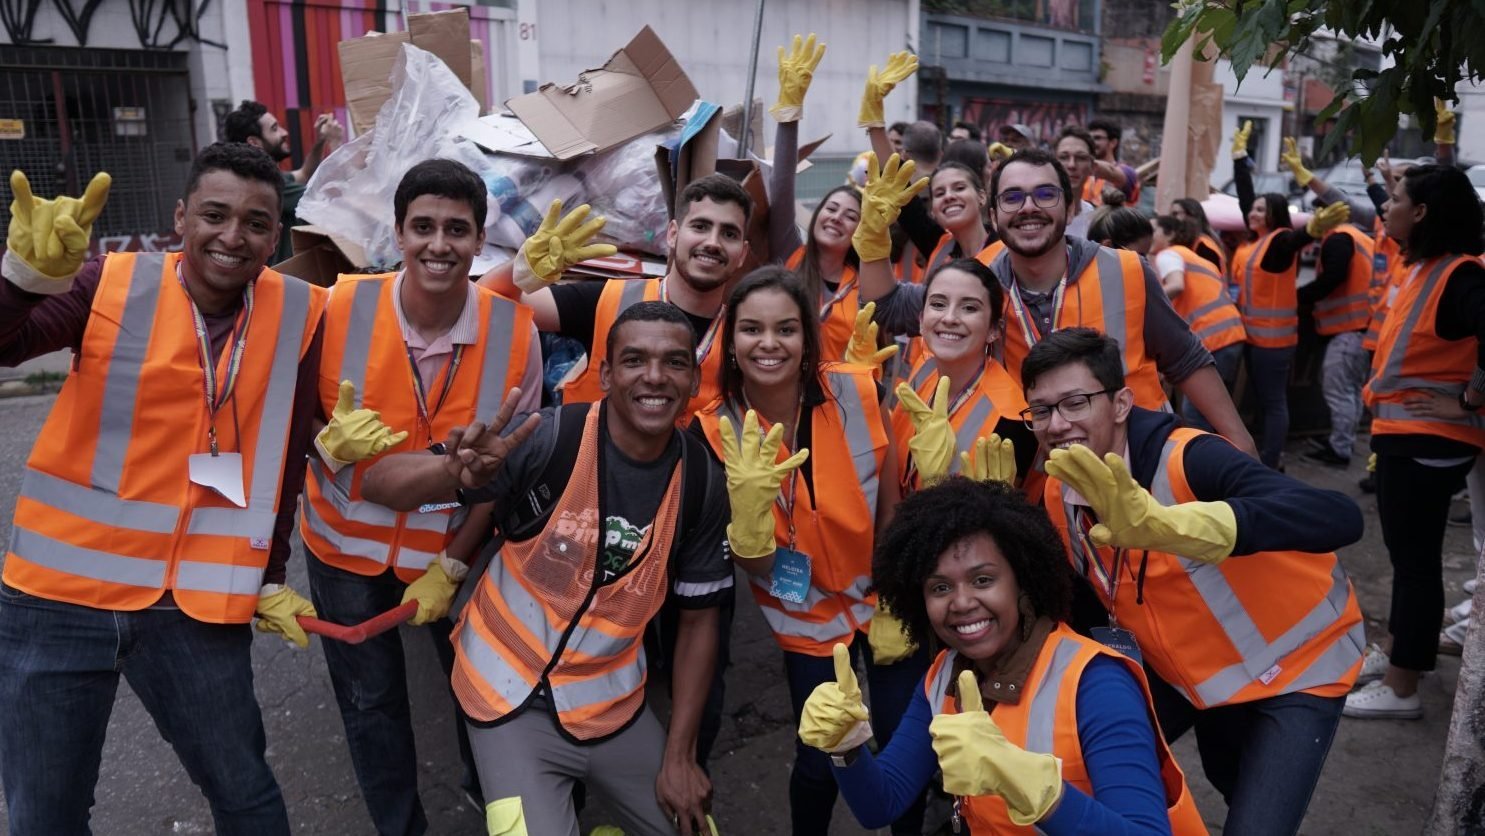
[1006,276,1067,348]
[660,279,725,365]
[404,344,464,432]
[1072,505,1126,617]
[176,265,254,455]
[818,271,858,321]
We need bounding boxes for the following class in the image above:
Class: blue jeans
[1149,672,1344,836]
[1246,344,1296,468]
[308,553,475,836]
[1181,344,1244,432]
[783,636,930,836]
[0,584,288,836]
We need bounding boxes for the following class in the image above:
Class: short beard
[1003,219,1065,258]
[675,254,731,293]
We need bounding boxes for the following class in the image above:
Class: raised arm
[766,34,824,262]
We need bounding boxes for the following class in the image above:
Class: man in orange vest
[1278,137,1381,468]
[1085,117,1141,206]
[300,159,542,835]
[0,143,327,835]
[481,174,753,419]
[1026,328,1365,836]
[983,148,1258,456]
[360,302,732,836]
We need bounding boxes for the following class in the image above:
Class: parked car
[1300,158,1426,211]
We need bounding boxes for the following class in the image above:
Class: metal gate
[0,45,194,245]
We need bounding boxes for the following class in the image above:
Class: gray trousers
[1322,330,1370,457]
[468,696,674,836]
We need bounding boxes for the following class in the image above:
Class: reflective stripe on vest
[451,405,682,740]
[1148,436,1361,707]
[1313,226,1376,335]
[8,253,315,615]
[898,355,1026,478]
[1169,245,1246,352]
[1237,231,1299,347]
[302,275,524,577]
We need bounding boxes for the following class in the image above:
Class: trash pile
[290,11,811,284]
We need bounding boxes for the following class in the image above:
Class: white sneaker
[1467,578,1479,595]
[1447,599,1473,625]
[1356,643,1390,685]
[1343,681,1422,719]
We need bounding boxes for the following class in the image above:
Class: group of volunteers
[0,22,1478,836]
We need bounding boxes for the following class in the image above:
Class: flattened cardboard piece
[408,9,471,89]
[654,103,722,219]
[505,25,698,159]
[338,9,481,135]
[339,32,411,136]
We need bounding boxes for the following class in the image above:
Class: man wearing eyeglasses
[1022,326,1365,836]
[987,146,1258,457]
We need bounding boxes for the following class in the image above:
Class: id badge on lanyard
[181,268,252,507]
[1074,507,1143,665]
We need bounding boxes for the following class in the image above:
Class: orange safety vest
[996,246,1169,410]
[1166,245,1246,353]
[5,252,325,623]
[891,353,1032,493]
[1313,225,1377,336]
[1363,233,1406,352]
[1044,428,1365,709]
[301,274,534,581]
[785,247,862,363]
[451,404,684,741]
[1082,172,1141,206]
[923,625,1207,835]
[1195,233,1229,279]
[1365,256,1485,448]
[896,238,925,285]
[923,233,1000,283]
[1232,231,1299,349]
[695,365,886,655]
[560,278,722,418]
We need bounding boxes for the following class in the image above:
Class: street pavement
[0,389,1470,835]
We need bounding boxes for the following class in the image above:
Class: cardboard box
[274,225,370,287]
[338,9,486,136]
[505,26,698,159]
[655,103,722,220]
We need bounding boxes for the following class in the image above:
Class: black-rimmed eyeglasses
[996,185,1064,212]
[1019,389,1116,429]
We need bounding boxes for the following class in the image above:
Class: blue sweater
[833,655,1173,835]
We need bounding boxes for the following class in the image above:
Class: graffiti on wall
[960,97,1090,148]
[2,0,219,48]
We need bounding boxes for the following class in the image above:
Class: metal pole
[737,0,766,158]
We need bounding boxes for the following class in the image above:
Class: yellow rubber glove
[590,819,719,836]
[1436,99,1457,145]
[512,199,619,293]
[401,553,468,625]
[1231,119,1253,160]
[931,669,1064,825]
[852,152,929,263]
[844,301,900,368]
[960,434,1017,484]
[315,380,410,474]
[897,376,955,485]
[486,797,528,835]
[1306,201,1350,238]
[858,51,919,128]
[255,584,317,648]
[799,643,875,752]
[6,169,111,287]
[1045,445,1237,565]
[1280,137,1313,188]
[987,141,1015,162]
[1367,452,1377,473]
[718,410,810,559]
[771,33,826,123]
[868,603,916,665]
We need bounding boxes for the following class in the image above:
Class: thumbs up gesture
[315,380,409,473]
[798,643,875,753]
[930,669,1064,824]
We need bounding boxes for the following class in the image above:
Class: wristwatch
[829,746,862,768]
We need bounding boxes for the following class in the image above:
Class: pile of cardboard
[286,13,818,287]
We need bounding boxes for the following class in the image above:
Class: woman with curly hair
[795,477,1206,835]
